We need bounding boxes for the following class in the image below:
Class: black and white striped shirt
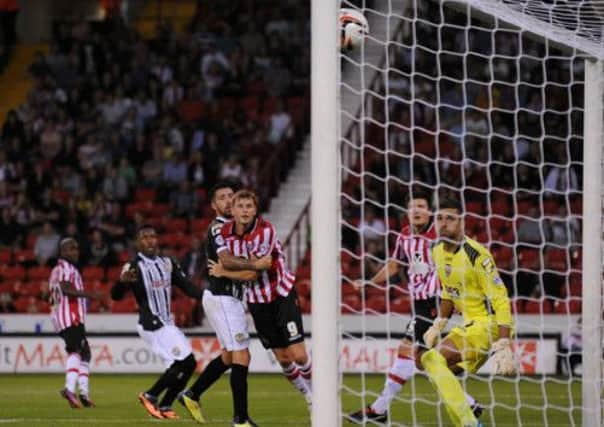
[111,253,203,331]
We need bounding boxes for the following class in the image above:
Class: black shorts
[248,289,305,349]
[59,323,89,355]
[403,297,439,347]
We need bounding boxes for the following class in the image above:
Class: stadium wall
[0,314,572,375]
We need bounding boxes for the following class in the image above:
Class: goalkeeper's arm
[423,299,455,348]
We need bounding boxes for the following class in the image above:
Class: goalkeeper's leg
[419,339,478,427]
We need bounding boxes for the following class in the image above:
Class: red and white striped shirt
[219,217,295,303]
[392,223,440,300]
[49,259,86,331]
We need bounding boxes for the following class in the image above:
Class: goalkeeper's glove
[423,317,448,348]
[492,338,516,375]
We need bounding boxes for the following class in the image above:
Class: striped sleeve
[391,233,406,261]
[255,223,277,258]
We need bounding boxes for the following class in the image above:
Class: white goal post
[311,1,604,426]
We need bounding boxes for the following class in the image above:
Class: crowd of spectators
[0,0,310,320]
[342,1,583,312]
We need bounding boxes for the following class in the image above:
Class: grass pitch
[0,374,580,426]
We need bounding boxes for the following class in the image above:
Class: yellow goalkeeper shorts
[444,319,500,374]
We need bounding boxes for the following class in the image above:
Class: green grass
[0,374,581,426]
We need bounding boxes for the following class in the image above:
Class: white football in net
[340,8,369,50]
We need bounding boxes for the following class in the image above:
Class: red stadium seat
[164,218,187,233]
[111,297,137,313]
[28,266,51,281]
[16,281,39,297]
[135,188,156,202]
[390,297,411,314]
[0,249,12,265]
[118,250,131,264]
[1,265,26,281]
[365,295,387,313]
[341,294,361,313]
[14,249,35,263]
[38,300,50,314]
[82,266,105,282]
[190,218,211,234]
[296,265,311,280]
[298,295,311,314]
[106,266,122,282]
[296,279,311,298]
[545,249,568,271]
[524,300,553,314]
[518,249,540,270]
[151,204,171,219]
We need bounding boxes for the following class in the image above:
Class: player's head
[405,189,432,229]
[136,224,158,257]
[59,237,79,264]
[210,180,238,219]
[232,189,258,228]
[435,197,464,242]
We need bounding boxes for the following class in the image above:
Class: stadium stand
[0,1,310,325]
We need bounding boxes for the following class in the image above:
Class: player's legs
[419,330,480,427]
[77,336,95,407]
[183,292,252,424]
[59,325,84,408]
[136,324,193,418]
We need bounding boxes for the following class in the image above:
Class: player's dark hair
[405,188,432,207]
[437,197,463,213]
[136,223,156,238]
[209,180,240,202]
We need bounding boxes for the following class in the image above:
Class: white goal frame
[310,1,603,426]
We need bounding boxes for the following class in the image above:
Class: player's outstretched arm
[354,259,400,289]
[60,281,102,300]
[423,299,454,348]
[171,258,204,299]
[111,263,137,300]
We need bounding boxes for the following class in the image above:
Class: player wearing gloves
[419,197,515,427]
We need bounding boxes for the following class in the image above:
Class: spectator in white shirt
[34,221,60,266]
[267,99,293,144]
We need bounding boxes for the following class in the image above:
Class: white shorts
[136,324,192,369]
[203,289,250,352]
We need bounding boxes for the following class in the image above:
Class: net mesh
[338,0,603,425]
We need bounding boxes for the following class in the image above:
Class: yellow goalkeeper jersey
[431,236,513,327]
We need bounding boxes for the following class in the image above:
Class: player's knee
[181,353,197,374]
[221,351,233,366]
[232,349,250,366]
[398,339,413,358]
[79,341,91,362]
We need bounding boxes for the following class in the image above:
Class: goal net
[314,0,604,426]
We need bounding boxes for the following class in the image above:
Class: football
[340,8,369,50]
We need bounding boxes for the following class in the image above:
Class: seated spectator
[544,165,579,196]
[181,236,204,281]
[0,291,15,313]
[219,153,243,181]
[162,153,188,187]
[86,229,116,268]
[34,221,60,265]
[359,207,386,244]
[267,98,293,144]
[97,203,128,251]
[102,163,129,202]
[170,180,199,218]
[0,207,23,247]
[517,207,544,245]
[544,205,581,247]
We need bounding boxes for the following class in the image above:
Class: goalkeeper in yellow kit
[419,198,516,427]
